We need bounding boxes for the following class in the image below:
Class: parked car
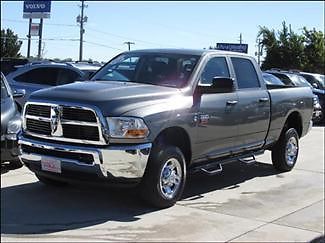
[1,72,24,168]
[295,72,324,124]
[0,58,29,75]
[266,70,324,124]
[19,49,313,208]
[5,62,87,111]
[297,72,324,90]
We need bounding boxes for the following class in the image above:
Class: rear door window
[231,57,260,89]
[15,67,60,86]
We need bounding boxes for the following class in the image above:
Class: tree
[257,22,325,74]
[0,28,23,58]
[258,21,305,70]
[257,26,280,70]
[302,27,325,74]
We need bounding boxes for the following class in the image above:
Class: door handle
[226,100,238,105]
[259,97,269,102]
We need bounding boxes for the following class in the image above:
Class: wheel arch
[153,126,192,165]
[283,111,303,138]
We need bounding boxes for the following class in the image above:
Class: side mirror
[12,89,25,98]
[199,77,234,93]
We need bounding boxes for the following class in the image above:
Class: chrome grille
[62,107,97,122]
[23,102,106,145]
[26,119,51,135]
[62,124,99,141]
[26,104,51,117]
[21,144,94,165]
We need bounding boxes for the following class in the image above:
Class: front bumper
[1,134,20,163]
[19,135,152,183]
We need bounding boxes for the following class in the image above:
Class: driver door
[194,56,239,161]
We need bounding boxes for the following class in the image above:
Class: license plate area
[41,157,61,173]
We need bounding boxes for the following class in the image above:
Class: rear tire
[36,174,67,187]
[271,128,299,172]
[139,145,186,208]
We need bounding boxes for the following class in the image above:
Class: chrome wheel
[159,158,182,199]
[285,137,298,166]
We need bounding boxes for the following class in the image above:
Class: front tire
[271,128,299,172]
[140,145,186,208]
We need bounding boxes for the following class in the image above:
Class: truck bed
[265,86,313,146]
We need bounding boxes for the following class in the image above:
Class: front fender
[123,95,195,142]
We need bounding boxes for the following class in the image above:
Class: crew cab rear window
[231,57,260,89]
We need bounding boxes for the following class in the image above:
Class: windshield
[91,53,200,88]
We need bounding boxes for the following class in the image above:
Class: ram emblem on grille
[50,105,63,136]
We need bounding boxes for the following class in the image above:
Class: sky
[1,1,324,62]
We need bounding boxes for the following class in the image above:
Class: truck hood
[29,81,182,116]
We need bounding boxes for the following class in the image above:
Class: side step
[200,164,223,175]
[238,154,256,165]
[190,150,264,175]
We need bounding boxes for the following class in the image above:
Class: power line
[2,18,182,48]
[1,18,77,27]
[84,40,124,51]
[0,36,79,41]
[86,26,181,48]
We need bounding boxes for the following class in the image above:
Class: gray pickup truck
[19,49,313,208]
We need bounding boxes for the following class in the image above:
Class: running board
[238,154,256,165]
[190,150,264,175]
[200,164,223,175]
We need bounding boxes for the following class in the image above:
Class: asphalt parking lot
[1,127,324,242]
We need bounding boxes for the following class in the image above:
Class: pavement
[1,127,324,242]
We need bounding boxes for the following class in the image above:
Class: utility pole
[239,33,242,44]
[27,18,32,58]
[77,0,88,61]
[255,38,262,66]
[37,18,43,59]
[124,41,135,51]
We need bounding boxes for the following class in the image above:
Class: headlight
[7,116,21,134]
[106,117,149,138]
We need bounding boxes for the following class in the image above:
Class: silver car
[5,62,87,111]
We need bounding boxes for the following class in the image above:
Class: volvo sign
[216,43,248,54]
[23,0,51,19]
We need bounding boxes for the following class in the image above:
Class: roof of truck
[127,48,250,57]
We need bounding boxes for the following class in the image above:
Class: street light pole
[27,18,32,58]
[37,18,43,59]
